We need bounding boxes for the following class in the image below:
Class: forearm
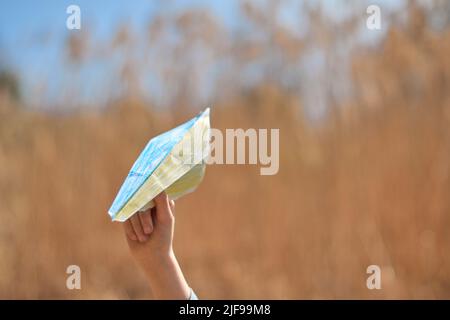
[141,250,191,300]
[124,193,194,300]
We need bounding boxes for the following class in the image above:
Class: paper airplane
[109,108,210,222]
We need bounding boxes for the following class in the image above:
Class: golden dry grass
[0,2,450,299]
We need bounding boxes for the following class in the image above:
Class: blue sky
[0,0,240,107]
[0,0,405,111]
[0,0,236,66]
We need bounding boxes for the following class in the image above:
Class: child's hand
[124,192,175,256]
[122,192,191,299]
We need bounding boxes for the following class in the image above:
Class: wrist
[144,249,190,299]
[145,248,175,274]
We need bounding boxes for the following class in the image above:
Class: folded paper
[108,108,210,222]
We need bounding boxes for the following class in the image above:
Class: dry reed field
[0,1,449,299]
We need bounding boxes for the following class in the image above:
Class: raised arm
[123,192,193,299]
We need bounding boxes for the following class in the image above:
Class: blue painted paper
[108,111,204,218]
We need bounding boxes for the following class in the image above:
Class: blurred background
[1,0,450,299]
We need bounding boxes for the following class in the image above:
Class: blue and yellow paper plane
[109,108,210,222]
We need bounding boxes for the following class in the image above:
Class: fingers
[124,209,154,242]
[130,214,148,242]
[124,194,174,242]
[139,210,154,235]
[123,220,137,241]
[170,200,175,215]
[154,192,174,223]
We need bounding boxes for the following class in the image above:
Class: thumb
[154,192,174,224]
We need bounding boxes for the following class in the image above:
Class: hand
[123,192,191,300]
[124,192,175,255]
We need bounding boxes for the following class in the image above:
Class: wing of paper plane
[108,108,210,222]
